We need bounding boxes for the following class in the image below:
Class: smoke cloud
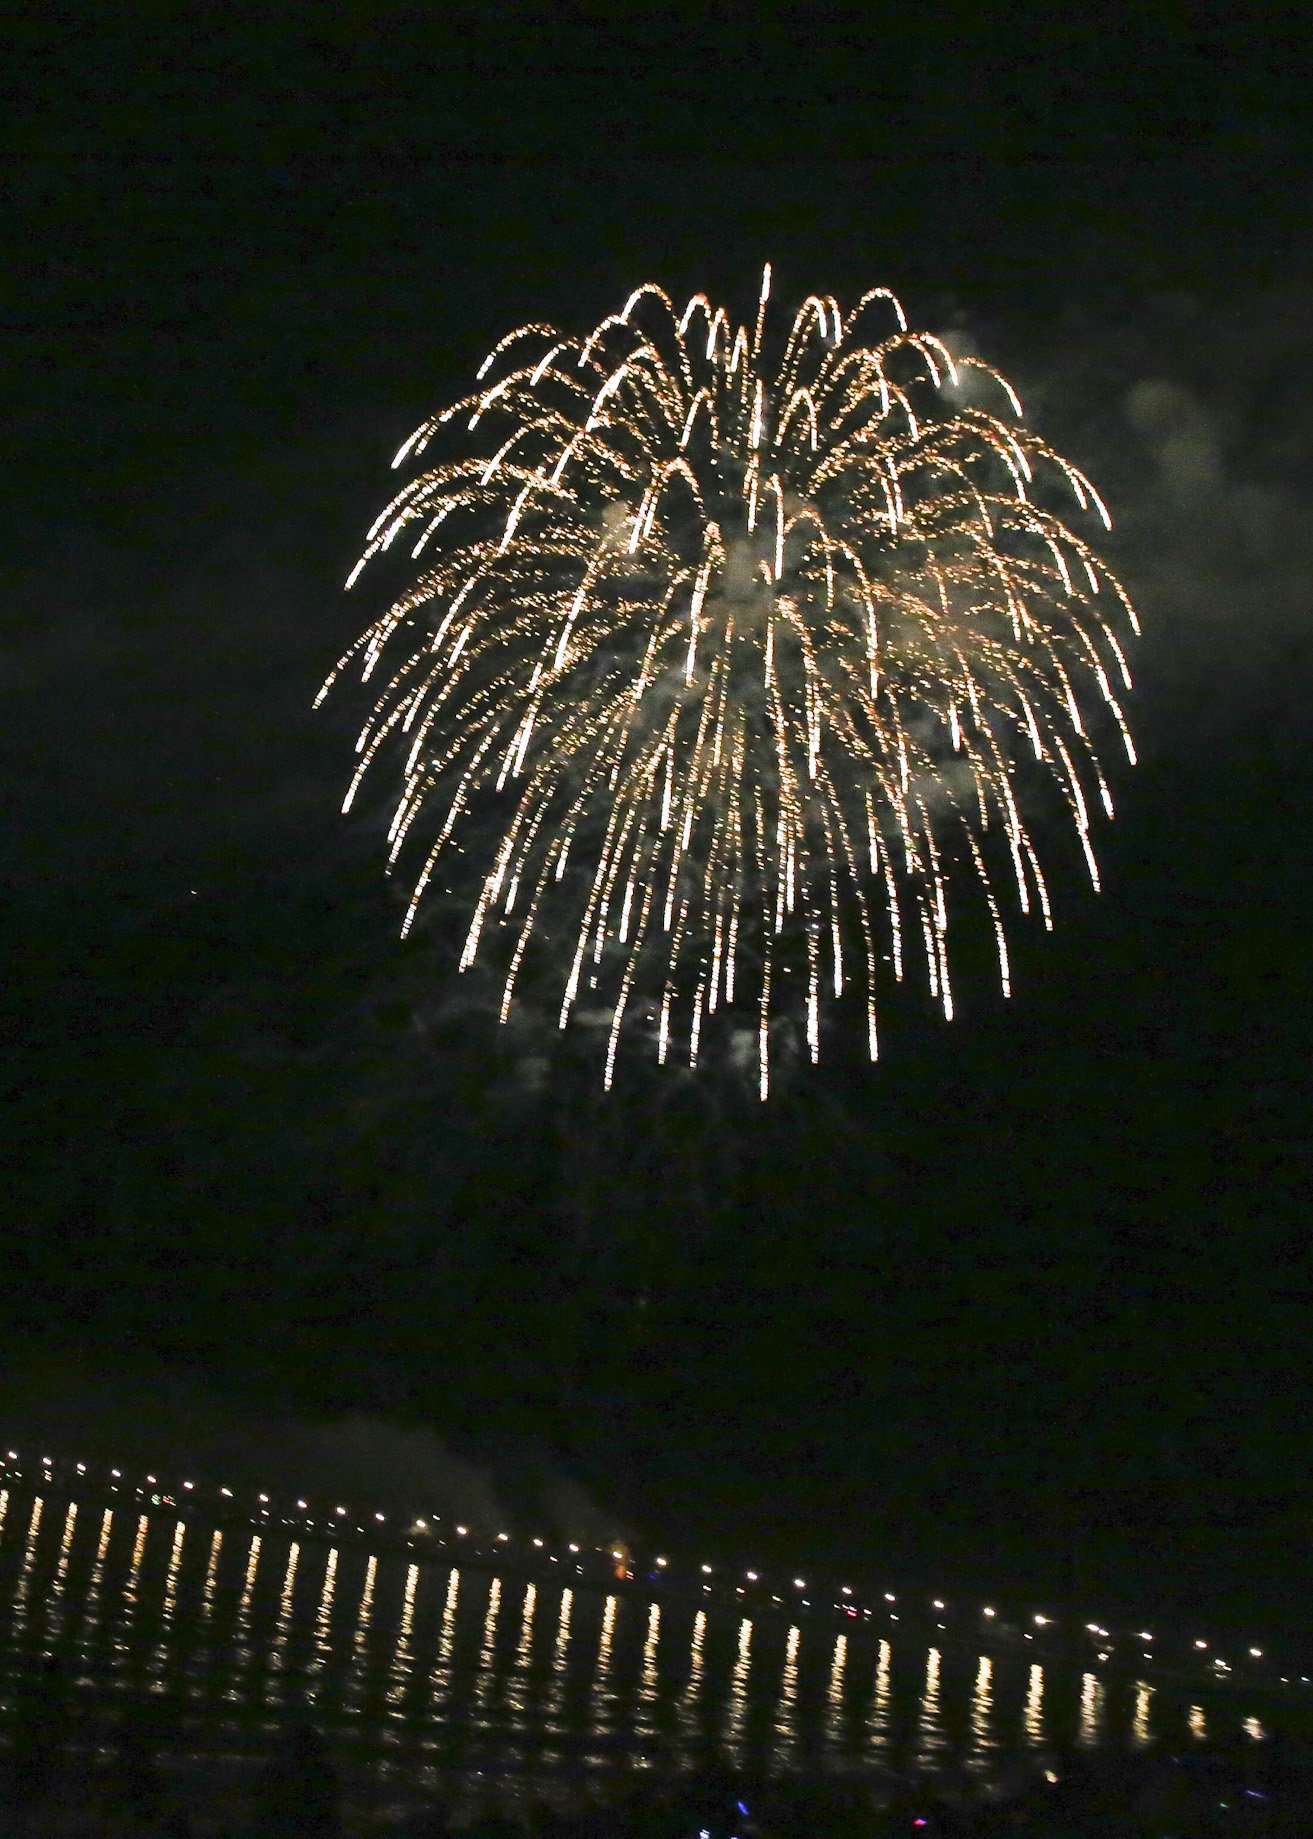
[0,1362,622,1544]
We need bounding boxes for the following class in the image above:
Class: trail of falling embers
[322,269,1138,1096]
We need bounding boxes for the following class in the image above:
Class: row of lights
[0,1450,1287,1680]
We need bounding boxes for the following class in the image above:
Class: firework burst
[322,269,1138,1096]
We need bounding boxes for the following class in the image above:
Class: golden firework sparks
[323,270,1137,1096]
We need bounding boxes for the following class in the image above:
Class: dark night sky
[5,7,1313,1638]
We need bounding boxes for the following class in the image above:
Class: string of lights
[0,1448,1296,1690]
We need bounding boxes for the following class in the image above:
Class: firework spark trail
[324,269,1137,1095]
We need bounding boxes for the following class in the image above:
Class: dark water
[0,1487,1274,1809]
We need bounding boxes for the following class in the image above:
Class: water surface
[0,1486,1271,1806]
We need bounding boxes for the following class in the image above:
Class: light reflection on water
[110,1514,149,1683]
[822,1631,846,1762]
[224,1534,261,1705]
[305,1543,337,1695]
[674,1605,704,1768]
[632,1601,660,1755]
[1132,1679,1153,1746]
[40,1502,78,1653]
[543,1585,573,1749]
[866,1636,892,1755]
[586,1592,617,1764]
[262,1541,300,1709]
[0,1494,1273,1796]
[75,1507,114,1680]
[423,1565,459,1732]
[506,1581,539,1743]
[10,1497,45,1647]
[721,1615,751,1769]
[147,1518,185,1692]
[342,1552,379,1722]
[914,1645,947,1773]
[966,1654,995,1776]
[771,1623,801,1771]
[1023,1660,1044,1748]
[387,1560,421,1711]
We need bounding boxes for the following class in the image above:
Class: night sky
[6,9,1312,1640]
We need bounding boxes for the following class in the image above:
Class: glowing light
[498,1532,510,1542]
[794,1578,806,1589]
[884,1592,896,1603]
[1195,1639,1208,1650]
[983,1606,996,1618]
[746,1571,759,1582]
[457,1525,468,1536]
[932,1599,945,1610]
[1033,1614,1050,1626]
[701,1563,712,1574]
[327,274,1136,1094]
[1023,1663,1044,1747]
[258,1494,269,1504]
[1250,1647,1263,1658]
[656,1556,667,1567]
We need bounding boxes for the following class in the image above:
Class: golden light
[328,273,1136,1098]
